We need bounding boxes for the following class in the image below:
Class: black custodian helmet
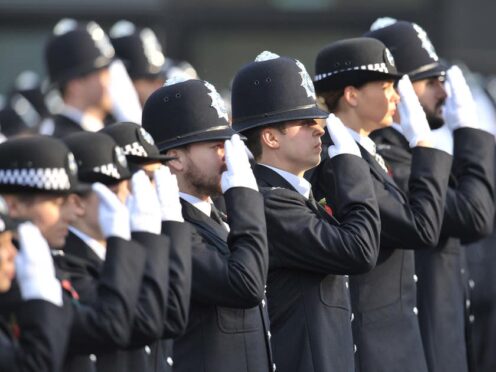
[142,79,236,152]
[45,19,114,87]
[231,51,328,133]
[365,19,447,81]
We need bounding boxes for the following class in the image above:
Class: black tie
[210,204,225,226]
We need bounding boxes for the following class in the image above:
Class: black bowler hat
[142,79,236,152]
[110,20,165,80]
[100,122,175,165]
[63,132,131,186]
[45,20,115,87]
[365,19,446,81]
[0,135,89,194]
[314,37,402,93]
[231,51,328,133]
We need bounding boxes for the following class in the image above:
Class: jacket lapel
[255,164,340,225]
[180,199,230,254]
[359,144,407,204]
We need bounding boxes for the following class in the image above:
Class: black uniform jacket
[52,235,147,372]
[54,223,191,372]
[465,148,496,372]
[173,187,273,372]
[371,126,494,372]
[0,299,72,372]
[308,134,452,372]
[40,114,84,138]
[256,154,381,372]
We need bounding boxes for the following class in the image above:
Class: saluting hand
[443,65,478,131]
[326,113,362,158]
[221,134,258,192]
[397,75,433,148]
[127,170,162,234]
[154,165,184,223]
[92,182,131,240]
[16,222,63,306]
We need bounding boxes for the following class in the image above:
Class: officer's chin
[427,115,445,130]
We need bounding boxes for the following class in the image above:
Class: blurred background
[0,0,494,94]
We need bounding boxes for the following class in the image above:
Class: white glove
[92,182,131,240]
[154,165,184,223]
[431,124,454,155]
[443,65,479,131]
[221,134,259,192]
[108,60,142,123]
[397,75,432,148]
[127,171,162,234]
[15,222,63,306]
[326,113,362,158]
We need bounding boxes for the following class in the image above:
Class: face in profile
[353,80,400,130]
[0,230,17,293]
[269,119,325,176]
[412,77,447,130]
[5,194,75,248]
[177,141,226,198]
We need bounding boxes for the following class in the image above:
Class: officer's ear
[164,149,184,173]
[343,86,359,107]
[2,194,31,220]
[260,127,281,150]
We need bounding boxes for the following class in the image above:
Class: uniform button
[167,357,174,366]
[262,299,266,307]
[466,300,471,309]
[89,354,97,362]
[461,268,465,275]
[413,307,418,315]
[350,313,355,322]
[413,274,418,283]
[264,285,267,295]
[268,331,272,340]
[273,363,277,371]
[354,344,357,353]
[345,281,349,289]
[145,345,151,355]
[469,279,475,289]
[469,314,475,323]
[345,275,349,278]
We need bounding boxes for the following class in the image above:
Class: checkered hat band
[0,168,71,190]
[314,63,390,82]
[93,163,121,179]
[123,142,148,157]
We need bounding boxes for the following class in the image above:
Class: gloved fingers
[92,182,122,210]
[326,113,348,141]
[446,65,472,103]
[223,137,235,173]
[131,170,155,197]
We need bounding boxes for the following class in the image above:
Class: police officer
[40,20,115,137]
[311,37,453,372]
[100,123,194,371]
[142,79,273,372]
[0,135,152,371]
[110,21,167,106]
[60,131,189,372]
[0,203,71,372]
[231,51,381,372]
[366,20,495,372]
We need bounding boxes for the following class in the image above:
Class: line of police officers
[0,15,495,372]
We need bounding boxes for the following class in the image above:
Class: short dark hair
[243,122,288,161]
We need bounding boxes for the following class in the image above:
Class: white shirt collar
[259,164,311,199]
[62,105,105,132]
[346,127,377,156]
[69,226,106,261]
[179,192,213,217]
